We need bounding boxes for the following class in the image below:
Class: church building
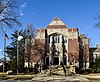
[24,17,89,69]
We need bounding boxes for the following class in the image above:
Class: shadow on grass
[0,75,33,80]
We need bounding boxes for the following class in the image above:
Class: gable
[46,17,67,29]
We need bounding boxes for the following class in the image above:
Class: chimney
[80,34,86,38]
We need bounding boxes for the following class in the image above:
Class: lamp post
[17,33,19,74]
[17,32,23,74]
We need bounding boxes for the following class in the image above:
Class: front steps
[47,65,75,76]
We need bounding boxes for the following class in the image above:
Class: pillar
[49,36,52,65]
[59,35,63,65]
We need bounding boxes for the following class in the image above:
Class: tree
[32,40,45,63]
[0,58,4,72]
[0,0,20,28]
[24,23,35,69]
[92,57,100,73]
[23,23,35,38]
[6,29,25,72]
[31,39,45,73]
[79,35,89,70]
[95,13,100,28]
[6,23,35,72]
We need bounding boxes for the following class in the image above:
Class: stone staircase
[48,65,73,76]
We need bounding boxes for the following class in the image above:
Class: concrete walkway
[81,73,100,80]
[2,73,100,81]
[31,74,90,82]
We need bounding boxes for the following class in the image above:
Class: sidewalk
[1,73,100,81]
[31,74,89,82]
[81,73,100,80]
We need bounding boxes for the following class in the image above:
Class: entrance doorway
[46,56,49,66]
[53,57,59,65]
[63,56,67,65]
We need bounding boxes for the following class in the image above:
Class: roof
[46,17,67,29]
[90,47,100,52]
[95,48,100,52]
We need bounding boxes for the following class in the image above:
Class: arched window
[62,36,67,43]
[52,35,60,43]
[54,35,57,43]
[64,37,67,43]
[47,37,50,43]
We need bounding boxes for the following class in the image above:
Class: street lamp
[17,33,23,74]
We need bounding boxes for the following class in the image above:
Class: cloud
[20,2,27,16]
[0,49,2,52]
[21,2,27,8]
[20,12,24,16]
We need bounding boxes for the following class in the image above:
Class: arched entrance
[45,32,68,66]
[53,56,59,65]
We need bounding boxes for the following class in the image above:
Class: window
[54,35,57,43]
[62,36,64,43]
[63,56,67,65]
[45,56,49,66]
[47,37,50,43]
[52,35,60,43]
[52,36,54,43]
[64,37,67,43]
[58,35,60,43]
[62,36,67,43]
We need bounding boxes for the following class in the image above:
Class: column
[49,36,52,65]
[66,38,69,65]
[59,35,63,65]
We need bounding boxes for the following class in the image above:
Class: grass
[0,74,34,80]
[0,72,7,75]
[87,78,100,80]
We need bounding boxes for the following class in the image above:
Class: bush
[78,68,93,74]
[0,65,3,72]
[92,68,100,73]
[92,57,100,73]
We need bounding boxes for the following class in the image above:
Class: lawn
[0,73,34,80]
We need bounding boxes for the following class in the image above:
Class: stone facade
[79,34,89,69]
[24,17,89,69]
[89,45,100,67]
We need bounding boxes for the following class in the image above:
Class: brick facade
[24,17,89,69]
[68,39,79,63]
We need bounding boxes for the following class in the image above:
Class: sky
[0,0,100,57]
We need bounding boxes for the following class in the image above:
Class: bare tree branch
[95,13,100,28]
[0,0,21,28]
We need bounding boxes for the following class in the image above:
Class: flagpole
[3,32,6,73]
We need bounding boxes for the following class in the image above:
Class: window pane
[62,36,67,43]
[62,36,64,43]
[47,37,50,43]
[64,37,67,43]
[54,35,57,43]
[58,35,60,43]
